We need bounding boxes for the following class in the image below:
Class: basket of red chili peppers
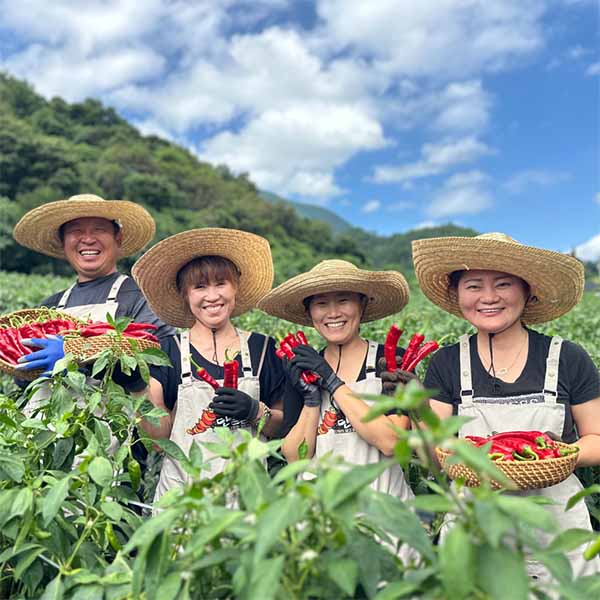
[436,430,579,490]
[0,308,86,380]
[61,322,160,364]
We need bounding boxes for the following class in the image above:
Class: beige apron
[315,340,414,500]
[24,276,129,456]
[456,333,600,582]
[56,274,127,322]
[154,329,264,502]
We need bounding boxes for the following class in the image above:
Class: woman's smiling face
[308,291,364,345]
[456,269,529,334]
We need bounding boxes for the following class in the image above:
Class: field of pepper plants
[0,270,599,599]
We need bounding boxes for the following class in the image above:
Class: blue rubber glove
[15,336,65,376]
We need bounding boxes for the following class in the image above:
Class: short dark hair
[58,219,120,243]
[176,255,241,296]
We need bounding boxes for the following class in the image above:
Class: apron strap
[178,331,193,385]
[543,336,563,405]
[458,334,474,406]
[255,335,269,379]
[236,329,253,375]
[56,283,76,309]
[365,340,378,380]
[107,274,128,302]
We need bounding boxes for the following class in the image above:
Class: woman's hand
[292,345,344,396]
[284,359,321,407]
[209,387,260,421]
[377,357,422,396]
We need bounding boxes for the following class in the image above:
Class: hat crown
[476,232,520,244]
[68,194,106,203]
[310,259,358,273]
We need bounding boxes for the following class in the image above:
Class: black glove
[283,359,321,407]
[209,387,260,421]
[291,345,344,396]
[111,362,146,393]
[377,357,422,396]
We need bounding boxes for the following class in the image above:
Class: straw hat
[13,194,155,259]
[258,259,410,326]
[132,228,274,327]
[412,232,585,324]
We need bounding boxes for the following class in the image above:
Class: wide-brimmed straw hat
[132,228,274,327]
[412,232,585,324]
[258,259,410,326]
[13,194,155,259]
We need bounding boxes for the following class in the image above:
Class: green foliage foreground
[0,319,599,599]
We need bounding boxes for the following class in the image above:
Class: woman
[411,232,600,580]
[131,228,285,500]
[258,259,414,500]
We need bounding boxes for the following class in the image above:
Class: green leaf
[322,460,390,511]
[496,495,557,533]
[186,508,245,556]
[87,457,113,488]
[477,544,529,600]
[43,476,71,526]
[122,508,179,554]
[362,396,402,422]
[138,347,172,366]
[152,439,188,463]
[40,574,64,600]
[91,352,110,378]
[448,440,514,488]
[439,524,475,599]
[374,580,423,599]
[11,487,33,518]
[474,501,514,548]
[364,492,434,561]
[411,495,454,513]
[14,547,44,580]
[326,558,358,596]
[297,439,308,460]
[548,528,598,553]
[0,454,25,482]
[245,556,284,600]
[155,572,182,600]
[271,459,311,485]
[101,501,123,522]
[255,494,304,562]
[565,484,600,511]
[0,542,41,562]
[238,463,270,512]
[52,437,74,469]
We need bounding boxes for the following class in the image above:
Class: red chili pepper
[275,348,286,360]
[285,333,299,348]
[223,359,238,389]
[296,331,309,345]
[400,333,425,370]
[283,335,319,384]
[280,341,295,360]
[196,368,220,390]
[384,324,402,371]
[318,409,338,435]
[200,409,217,426]
[123,322,158,333]
[0,331,21,364]
[489,430,553,448]
[405,341,439,372]
[465,435,488,446]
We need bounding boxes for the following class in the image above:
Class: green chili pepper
[128,458,142,491]
[105,522,121,551]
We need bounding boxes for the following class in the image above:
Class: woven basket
[0,309,84,381]
[435,443,579,490]
[64,334,160,364]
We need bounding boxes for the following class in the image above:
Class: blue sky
[1,0,598,258]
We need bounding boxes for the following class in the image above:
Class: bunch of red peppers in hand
[70,321,159,343]
[466,430,578,461]
[384,324,439,373]
[275,331,319,384]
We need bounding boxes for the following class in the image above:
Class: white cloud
[199,103,386,198]
[373,136,493,183]
[504,169,571,194]
[427,171,493,218]
[586,62,600,76]
[385,201,415,212]
[362,199,381,213]
[576,234,600,262]
[413,220,438,230]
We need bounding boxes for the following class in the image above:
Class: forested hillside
[1,72,477,280]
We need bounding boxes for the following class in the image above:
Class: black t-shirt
[40,272,176,340]
[281,343,406,437]
[150,333,286,411]
[424,329,600,442]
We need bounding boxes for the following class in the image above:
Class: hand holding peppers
[209,387,260,421]
[283,358,321,407]
[15,336,65,376]
[291,345,345,397]
[378,358,421,396]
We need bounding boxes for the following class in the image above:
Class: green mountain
[0,72,480,282]
[260,191,352,234]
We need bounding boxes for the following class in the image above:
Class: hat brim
[412,236,584,324]
[132,228,274,328]
[258,265,410,326]
[13,199,155,258]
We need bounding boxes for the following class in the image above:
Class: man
[13,193,175,343]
